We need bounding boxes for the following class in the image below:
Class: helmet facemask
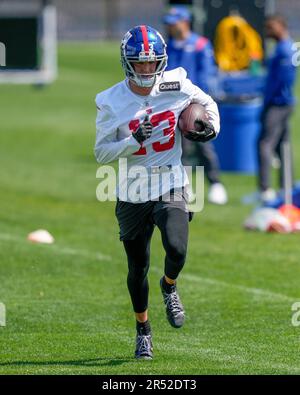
[123,56,168,88]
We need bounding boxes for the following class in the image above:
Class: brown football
[178,103,208,137]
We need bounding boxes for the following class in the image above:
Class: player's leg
[115,199,155,359]
[156,208,188,280]
[274,106,294,190]
[257,106,283,200]
[195,142,227,205]
[123,222,154,319]
[123,222,154,359]
[181,134,197,166]
[195,141,221,184]
[154,205,189,328]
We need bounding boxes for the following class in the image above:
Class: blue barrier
[213,98,263,173]
[220,72,266,98]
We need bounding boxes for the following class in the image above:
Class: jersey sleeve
[181,74,220,135]
[94,95,140,164]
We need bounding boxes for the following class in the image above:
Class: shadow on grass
[0,357,132,368]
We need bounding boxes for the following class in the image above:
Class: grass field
[0,42,300,375]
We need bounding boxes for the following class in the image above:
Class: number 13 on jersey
[129,110,176,155]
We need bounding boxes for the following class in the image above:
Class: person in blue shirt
[163,6,228,205]
[257,14,297,202]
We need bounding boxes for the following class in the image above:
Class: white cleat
[208,183,228,205]
[260,188,277,203]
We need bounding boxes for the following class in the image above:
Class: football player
[94,25,220,360]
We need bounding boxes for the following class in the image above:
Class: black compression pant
[123,208,189,313]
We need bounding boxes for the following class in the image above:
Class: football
[178,103,208,137]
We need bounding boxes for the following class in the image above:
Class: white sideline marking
[0,232,295,302]
[0,302,5,327]
[152,267,296,303]
[183,272,296,302]
[0,232,111,261]
[52,246,111,261]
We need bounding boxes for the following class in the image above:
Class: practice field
[0,42,299,375]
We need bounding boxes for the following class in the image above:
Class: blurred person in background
[164,6,228,205]
[257,14,297,202]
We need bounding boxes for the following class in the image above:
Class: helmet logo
[122,31,132,44]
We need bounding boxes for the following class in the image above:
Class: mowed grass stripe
[0,231,295,303]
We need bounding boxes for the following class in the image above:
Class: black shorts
[115,187,193,241]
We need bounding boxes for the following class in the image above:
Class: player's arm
[176,67,220,139]
[94,105,141,164]
[180,68,220,137]
[189,84,220,137]
[192,94,219,142]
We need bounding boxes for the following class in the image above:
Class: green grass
[0,42,300,375]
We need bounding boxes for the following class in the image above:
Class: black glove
[185,119,216,143]
[132,115,153,144]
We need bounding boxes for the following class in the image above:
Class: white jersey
[95,67,220,202]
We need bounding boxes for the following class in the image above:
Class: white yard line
[151,267,296,303]
[0,232,111,261]
[183,272,296,302]
[51,245,111,262]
